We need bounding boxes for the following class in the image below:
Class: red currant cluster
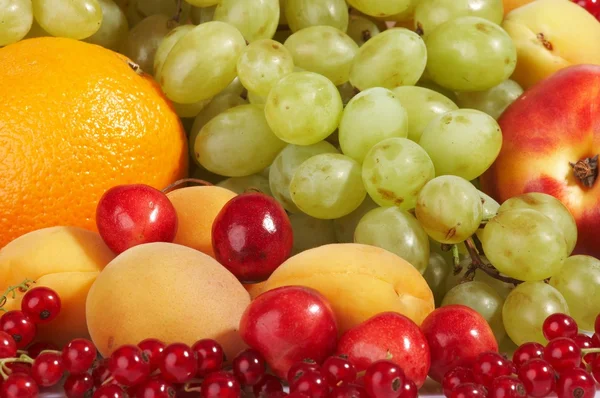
[442,313,600,398]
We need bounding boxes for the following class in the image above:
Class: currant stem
[463,238,523,285]
[37,349,61,356]
[0,279,35,310]
[102,376,115,386]
[581,348,600,355]
[184,383,202,393]
[161,178,214,193]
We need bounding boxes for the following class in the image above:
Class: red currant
[288,393,312,398]
[64,373,94,398]
[0,330,17,359]
[0,311,36,349]
[573,334,597,364]
[321,355,357,387]
[512,342,544,369]
[138,338,166,372]
[62,338,97,374]
[21,287,61,324]
[6,362,31,375]
[517,358,556,397]
[27,341,58,359]
[92,359,112,387]
[134,376,176,398]
[556,367,596,398]
[159,343,197,384]
[544,337,581,373]
[31,351,64,387]
[192,339,224,376]
[489,376,526,398]
[364,360,405,398]
[93,384,128,398]
[472,351,513,387]
[1,373,38,398]
[595,314,600,335]
[252,374,283,397]
[232,348,266,386]
[399,379,418,398]
[109,344,151,387]
[543,313,578,341]
[290,370,329,398]
[330,384,369,398]
[287,359,320,384]
[442,367,475,397]
[200,371,241,398]
[592,333,600,348]
[590,355,600,383]
[450,383,487,398]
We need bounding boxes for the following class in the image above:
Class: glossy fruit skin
[399,379,418,398]
[544,337,582,373]
[62,338,98,375]
[321,355,357,387]
[591,355,600,383]
[212,193,294,282]
[138,338,166,372]
[490,376,527,398]
[288,359,320,384]
[442,367,475,397]
[21,286,62,324]
[472,352,513,387]
[555,367,596,398]
[239,286,338,379]
[92,359,111,387]
[134,377,175,398]
[517,359,556,397]
[93,384,128,398]
[200,371,241,398]
[513,342,544,369]
[159,343,198,384]
[0,331,17,358]
[27,341,58,359]
[191,339,224,376]
[64,373,94,398]
[232,348,266,386]
[108,344,151,387]
[252,374,283,397]
[1,373,39,398]
[450,383,488,398]
[290,370,329,398]
[364,360,405,398]
[574,0,600,19]
[96,184,179,254]
[420,305,498,383]
[31,352,65,387]
[542,313,578,341]
[330,384,369,398]
[336,311,430,387]
[0,311,37,349]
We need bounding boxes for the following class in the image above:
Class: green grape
[220,77,246,98]
[347,0,412,18]
[265,71,343,145]
[349,28,427,91]
[217,174,272,196]
[445,257,514,299]
[194,104,286,177]
[455,80,524,120]
[362,137,435,210]
[392,86,458,143]
[32,0,102,40]
[84,0,128,50]
[284,26,358,86]
[290,153,366,219]
[354,206,430,273]
[172,98,212,119]
[414,0,503,37]
[185,0,218,6]
[425,17,517,92]
[479,190,500,220]
[124,0,191,27]
[415,176,483,244]
[481,208,567,282]
[214,0,279,43]
[424,252,452,306]
[442,281,506,342]
[246,91,265,105]
[419,109,503,181]
[339,88,408,163]
[153,24,194,79]
[503,281,569,345]
[0,0,33,46]
[347,14,382,46]
[269,142,339,213]
[550,255,600,332]
[284,0,349,32]
[333,196,378,243]
[289,212,337,254]
[498,193,578,256]
[120,15,176,75]
[190,5,215,24]
[416,79,459,104]
[236,39,295,97]
[160,21,246,104]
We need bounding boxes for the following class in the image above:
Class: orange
[0,37,188,248]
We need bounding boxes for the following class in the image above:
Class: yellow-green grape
[498,193,578,255]
[84,0,128,50]
[265,71,343,145]
[339,88,408,163]
[185,0,218,7]
[481,209,567,282]
[237,39,295,97]
[550,255,600,332]
[455,80,524,120]
[290,153,366,219]
[445,257,515,299]
[419,109,503,181]
[213,0,279,43]
[355,206,430,273]
[333,196,379,243]
[194,104,286,177]
[220,77,246,98]
[425,17,517,92]
[248,91,267,105]
[190,5,215,24]
[217,174,272,196]
[347,0,413,18]
[503,281,569,345]
[284,26,358,86]
[442,281,506,342]
[172,98,212,119]
[284,0,349,32]
[349,28,427,91]
[479,190,500,220]
[160,21,246,104]
[32,0,102,39]
[415,175,483,244]
[362,137,435,210]
[424,252,452,306]
[153,24,194,80]
[269,142,339,213]
[0,0,33,46]
[289,212,337,254]
[347,14,382,46]
[392,86,458,143]
[416,79,459,104]
[120,15,176,75]
[124,0,191,27]
[414,0,504,37]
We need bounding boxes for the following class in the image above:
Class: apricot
[263,243,435,333]
[86,242,250,359]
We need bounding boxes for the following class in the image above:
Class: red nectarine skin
[335,312,430,388]
[481,64,600,258]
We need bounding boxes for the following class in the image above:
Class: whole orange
[0,37,188,248]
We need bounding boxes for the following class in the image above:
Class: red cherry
[64,373,94,398]
[287,359,320,384]
[321,355,357,387]
[96,183,178,254]
[109,344,151,387]
[211,192,293,282]
[93,384,128,398]
[1,373,39,398]
[290,370,329,398]
[330,384,369,398]
[200,371,241,398]
[0,330,17,359]
[62,338,98,374]
[232,348,266,386]
[399,378,418,398]
[138,338,166,372]
[591,355,600,383]
[544,337,582,373]
[134,376,176,398]
[472,351,513,387]
[0,311,36,349]
[449,383,488,398]
[92,358,112,387]
[489,376,526,398]
[20,287,61,324]
[543,313,578,341]
[252,374,283,397]
[159,343,198,384]
[555,367,596,398]
[512,342,544,369]
[192,339,224,376]
[364,360,405,398]
[442,367,475,397]
[27,341,58,359]
[517,358,556,397]
[31,352,64,387]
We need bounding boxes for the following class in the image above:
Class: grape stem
[0,279,35,312]
[172,0,183,23]
[463,238,523,285]
[161,178,214,194]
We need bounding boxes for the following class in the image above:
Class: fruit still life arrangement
[3,0,600,397]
